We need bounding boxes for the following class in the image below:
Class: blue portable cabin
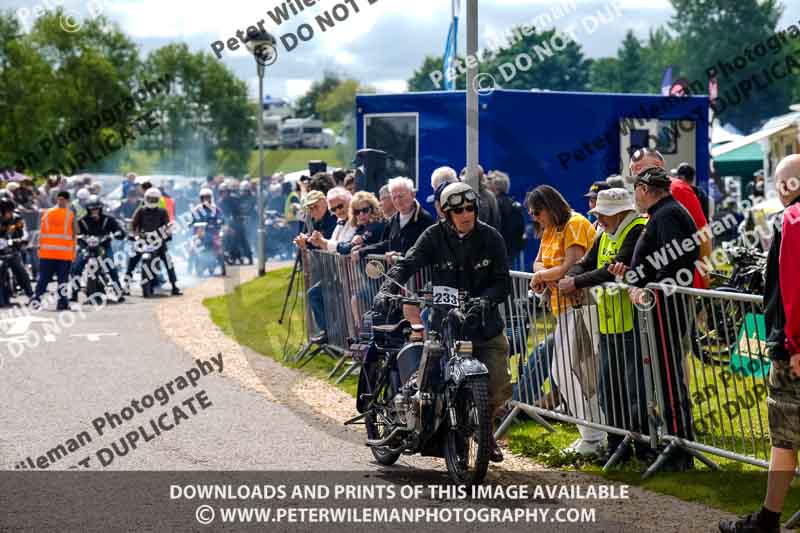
[355,89,710,262]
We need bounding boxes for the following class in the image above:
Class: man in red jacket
[628,148,711,288]
[720,154,800,533]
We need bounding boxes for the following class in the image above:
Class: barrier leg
[335,361,361,384]
[515,401,557,433]
[642,441,677,480]
[784,509,800,529]
[327,355,348,379]
[602,434,633,472]
[297,346,324,368]
[494,404,521,440]
[290,342,314,363]
[681,442,721,471]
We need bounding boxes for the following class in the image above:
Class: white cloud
[285,79,312,100]
[371,80,408,93]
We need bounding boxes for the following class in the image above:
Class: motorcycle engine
[392,376,419,431]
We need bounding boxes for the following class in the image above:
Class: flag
[660,66,673,96]
[442,0,460,90]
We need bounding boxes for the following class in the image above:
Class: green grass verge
[248,148,343,177]
[202,268,800,517]
[203,266,357,397]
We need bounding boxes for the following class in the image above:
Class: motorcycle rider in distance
[239,181,257,263]
[0,198,34,300]
[375,182,513,463]
[191,188,226,275]
[125,188,182,296]
[72,195,126,302]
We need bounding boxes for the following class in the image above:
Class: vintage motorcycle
[187,222,225,277]
[692,243,768,365]
[345,261,493,485]
[0,237,23,306]
[77,234,118,300]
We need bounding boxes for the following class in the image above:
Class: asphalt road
[0,271,646,532]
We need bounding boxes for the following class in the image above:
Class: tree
[669,0,788,131]
[408,55,463,92]
[589,57,621,93]
[481,26,591,92]
[316,79,373,122]
[142,43,255,176]
[0,9,141,177]
[616,31,651,94]
[294,72,341,119]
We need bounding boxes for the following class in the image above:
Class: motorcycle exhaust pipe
[365,426,408,447]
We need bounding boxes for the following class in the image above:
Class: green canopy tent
[713,141,763,178]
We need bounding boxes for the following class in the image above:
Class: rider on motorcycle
[125,188,182,296]
[0,198,34,300]
[375,182,512,462]
[238,181,256,263]
[190,188,225,274]
[72,195,126,302]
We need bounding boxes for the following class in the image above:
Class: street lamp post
[245,30,277,276]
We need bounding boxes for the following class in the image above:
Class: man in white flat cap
[558,188,650,465]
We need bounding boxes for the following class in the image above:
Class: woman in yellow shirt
[527,185,606,456]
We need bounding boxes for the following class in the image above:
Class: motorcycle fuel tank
[396,342,423,384]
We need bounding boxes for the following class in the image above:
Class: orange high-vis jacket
[164,196,175,221]
[39,207,75,261]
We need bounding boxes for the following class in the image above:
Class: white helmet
[76,188,90,201]
[144,187,162,206]
[6,182,19,192]
[219,182,228,192]
[239,181,251,192]
[440,182,478,213]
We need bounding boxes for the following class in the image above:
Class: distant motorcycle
[77,234,118,300]
[346,261,493,485]
[692,244,768,365]
[188,222,225,277]
[138,239,163,298]
[0,238,23,306]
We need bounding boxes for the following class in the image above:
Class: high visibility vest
[285,191,300,221]
[595,216,647,335]
[39,207,75,261]
[164,196,175,221]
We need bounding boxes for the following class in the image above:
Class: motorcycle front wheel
[444,377,491,485]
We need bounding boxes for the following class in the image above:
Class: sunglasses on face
[330,203,346,212]
[451,205,476,215]
[353,206,372,215]
[529,208,542,217]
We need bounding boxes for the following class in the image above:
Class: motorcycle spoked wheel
[444,377,491,485]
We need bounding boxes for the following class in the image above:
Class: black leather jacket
[380,219,511,341]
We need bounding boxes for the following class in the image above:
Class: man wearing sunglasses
[376,182,512,463]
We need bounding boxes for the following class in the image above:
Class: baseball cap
[635,167,672,187]
[670,162,695,181]
[301,190,326,210]
[426,181,449,204]
[584,181,611,199]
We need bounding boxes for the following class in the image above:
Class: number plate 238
[433,286,459,306]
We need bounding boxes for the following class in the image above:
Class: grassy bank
[248,148,343,177]
[203,267,800,517]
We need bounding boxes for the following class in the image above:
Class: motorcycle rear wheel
[444,377,491,485]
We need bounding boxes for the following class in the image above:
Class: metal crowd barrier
[294,250,772,476]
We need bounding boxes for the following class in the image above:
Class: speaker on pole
[352,148,387,195]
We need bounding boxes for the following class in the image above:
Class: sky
[8,0,800,101]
